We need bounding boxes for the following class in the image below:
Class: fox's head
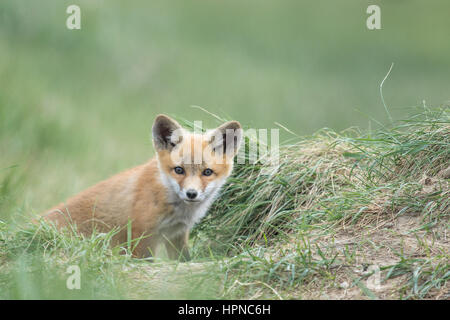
[152,114,242,204]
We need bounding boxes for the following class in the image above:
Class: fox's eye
[202,168,213,176]
[174,166,185,175]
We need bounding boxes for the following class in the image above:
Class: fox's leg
[164,231,191,262]
[132,233,160,259]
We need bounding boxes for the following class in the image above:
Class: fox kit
[41,115,242,261]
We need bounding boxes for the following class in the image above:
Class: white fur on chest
[156,167,225,238]
[157,199,213,237]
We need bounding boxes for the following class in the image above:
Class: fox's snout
[177,173,213,203]
[185,189,198,200]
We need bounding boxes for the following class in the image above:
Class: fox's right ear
[152,115,183,151]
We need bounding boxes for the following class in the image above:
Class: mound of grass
[196,107,449,250]
[192,106,449,299]
[0,107,448,299]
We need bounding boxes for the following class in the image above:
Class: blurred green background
[1,0,449,215]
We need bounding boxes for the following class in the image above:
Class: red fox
[41,115,242,261]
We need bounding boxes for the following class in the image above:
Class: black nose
[186,189,198,199]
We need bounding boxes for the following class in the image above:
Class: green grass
[1,0,449,300]
[1,107,448,299]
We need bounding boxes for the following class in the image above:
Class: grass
[1,106,448,299]
[1,0,449,299]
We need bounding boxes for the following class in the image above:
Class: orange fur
[40,115,242,261]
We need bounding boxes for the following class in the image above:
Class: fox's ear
[152,115,183,151]
[209,121,242,157]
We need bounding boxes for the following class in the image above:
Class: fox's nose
[186,189,198,200]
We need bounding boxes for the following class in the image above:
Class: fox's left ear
[209,121,243,157]
[152,114,183,151]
